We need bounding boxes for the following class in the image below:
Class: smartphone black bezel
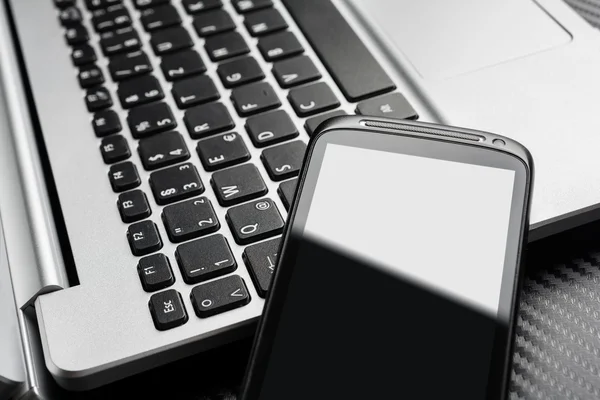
[241,116,534,400]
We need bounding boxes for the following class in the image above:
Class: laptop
[2,0,600,394]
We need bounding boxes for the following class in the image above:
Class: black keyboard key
[161,50,206,81]
[245,110,298,148]
[109,50,153,82]
[172,75,219,109]
[128,102,176,139]
[304,110,347,137]
[283,0,395,101]
[150,163,204,205]
[243,238,279,297]
[176,234,236,284]
[92,4,132,32]
[244,8,287,37]
[197,132,250,171]
[193,9,235,37]
[55,0,76,8]
[261,140,306,181]
[184,102,234,139]
[100,135,130,163]
[71,44,97,66]
[217,56,264,89]
[211,163,267,206]
[288,82,339,117]
[150,26,193,55]
[118,189,151,223]
[100,26,141,56]
[118,75,164,109]
[273,55,320,88]
[93,109,122,137]
[233,0,272,14]
[139,131,190,170]
[85,87,113,112]
[162,197,219,243]
[141,5,182,32]
[65,25,89,45]
[149,289,187,330]
[278,178,297,210]
[109,161,140,192]
[190,275,249,318]
[356,93,419,120]
[128,220,162,256]
[138,254,174,292]
[227,198,284,244]
[182,0,222,14]
[85,0,122,10]
[258,31,303,61]
[59,6,82,26]
[231,82,280,117]
[134,0,168,9]
[205,32,249,62]
[78,65,104,88]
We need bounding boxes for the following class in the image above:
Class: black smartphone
[240,116,533,400]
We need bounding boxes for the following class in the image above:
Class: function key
[182,0,222,14]
[184,102,234,139]
[150,163,204,205]
[118,189,152,223]
[233,0,272,14]
[243,238,280,298]
[128,102,176,138]
[78,65,105,88]
[226,198,284,245]
[149,289,188,330]
[211,163,268,206]
[231,81,280,117]
[150,26,193,55]
[176,234,236,284]
[59,7,82,26]
[217,56,264,89]
[100,135,130,164]
[91,4,132,32]
[64,25,89,46]
[245,110,298,148]
[193,9,235,37]
[261,140,306,181]
[278,178,297,210]
[100,26,141,56]
[85,0,121,10]
[196,131,250,171]
[138,131,190,170]
[273,55,321,88]
[109,161,140,192]
[109,50,153,82]
[162,197,220,243]
[85,87,113,112]
[118,75,164,109]
[71,44,97,66]
[127,220,163,256]
[288,82,340,117]
[93,109,122,137]
[190,275,250,318]
[161,50,206,82]
[244,9,287,37]
[133,0,169,9]
[138,254,174,292]
[205,32,249,62]
[141,5,182,32]
[172,75,219,109]
[356,93,419,120]
[304,110,347,136]
[54,0,76,8]
[258,31,303,62]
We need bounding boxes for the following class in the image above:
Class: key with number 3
[150,163,204,205]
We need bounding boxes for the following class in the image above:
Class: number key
[162,197,219,243]
[261,140,306,181]
[151,26,193,55]
[196,132,250,171]
[150,163,204,205]
[176,234,236,284]
[118,75,164,109]
[226,198,284,245]
[141,5,182,32]
[128,102,176,139]
[109,50,153,82]
[138,131,190,170]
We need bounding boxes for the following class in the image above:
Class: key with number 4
[138,131,190,170]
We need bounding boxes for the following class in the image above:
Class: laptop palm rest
[348,0,571,79]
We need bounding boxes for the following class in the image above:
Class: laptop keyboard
[52,0,419,332]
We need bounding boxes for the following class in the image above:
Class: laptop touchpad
[347,0,571,79]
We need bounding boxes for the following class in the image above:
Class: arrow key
[191,275,250,318]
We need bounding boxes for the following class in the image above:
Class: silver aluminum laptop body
[2,0,600,393]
